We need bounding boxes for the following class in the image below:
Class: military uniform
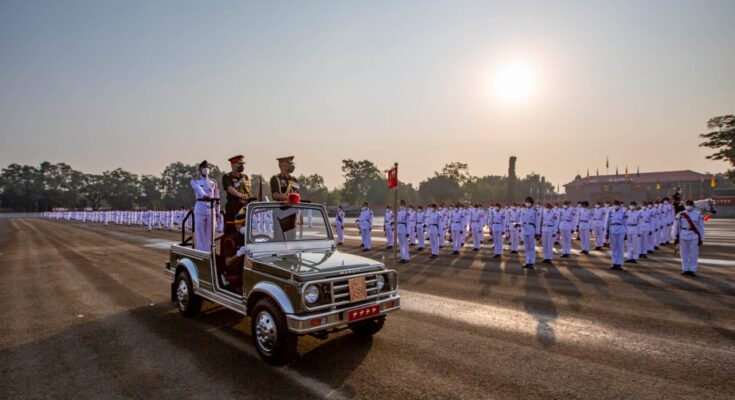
[191,160,220,252]
[335,207,345,245]
[521,202,541,267]
[541,207,559,262]
[676,207,705,275]
[606,204,628,269]
[358,206,373,250]
[384,207,395,249]
[397,205,410,262]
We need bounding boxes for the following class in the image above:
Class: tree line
[0,157,555,211]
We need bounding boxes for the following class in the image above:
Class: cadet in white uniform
[470,205,484,251]
[416,205,426,251]
[427,204,441,258]
[559,201,577,258]
[577,201,593,254]
[397,201,410,263]
[625,201,642,264]
[190,160,220,252]
[521,197,541,268]
[675,200,705,276]
[450,204,464,255]
[408,205,417,246]
[335,205,345,245]
[488,203,505,258]
[541,204,559,263]
[606,200,627,270]
[358,202,373,251]
[592,202,607,250]
[384,205,394,250]
[507,204,521,254]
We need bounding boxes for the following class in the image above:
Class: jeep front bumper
[286,294,401,334]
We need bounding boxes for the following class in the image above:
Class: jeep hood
[254,250,383,277]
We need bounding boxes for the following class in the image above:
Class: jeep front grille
[302,271,398,312]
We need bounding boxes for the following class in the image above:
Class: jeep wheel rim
[176,279,189,310]
[255,311,277,354]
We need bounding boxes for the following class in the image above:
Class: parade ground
[1,217,734,400]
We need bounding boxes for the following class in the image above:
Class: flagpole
[393,162,398,268]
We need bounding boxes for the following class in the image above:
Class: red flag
[387,166,398,189]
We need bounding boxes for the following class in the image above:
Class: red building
[564,170,715,203]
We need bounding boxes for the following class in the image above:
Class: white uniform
[416,209,426,250]
[384,209,395,248]
[676,209,705,273]
[358,207,373,250]
[577,208,593,253]
[606,207,628,267]
[559,206,577,256]
[488,208,505,256]
[541,208,559,261]
[427,208,440,256]
[470,208,484,250]
[397,207,410,261]
[521,206,541,265]
[625,207,642,261]
[507,207,522,253]
[408,208,417,246]
[450,209,464,253]
[335,209,345,244]
[190,176,220,252]
[592,206,607,249]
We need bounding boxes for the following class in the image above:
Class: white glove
[236,245,248,257]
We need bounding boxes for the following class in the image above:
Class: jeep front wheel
[175,271,202,317]
[251,297,297,365]
[349,316,385,337]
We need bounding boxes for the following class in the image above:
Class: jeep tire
[175,271,202,317]
[251,297,298,365]
[349,316,385,337]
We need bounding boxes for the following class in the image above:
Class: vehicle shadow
[520,269,558,347]
[0,303,325,400]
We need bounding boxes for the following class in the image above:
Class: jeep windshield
[248,203,332,244]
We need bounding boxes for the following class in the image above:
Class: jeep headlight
[304,285,320,304]
[376,274,386,291]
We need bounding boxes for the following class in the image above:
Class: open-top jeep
[164,199,400,364]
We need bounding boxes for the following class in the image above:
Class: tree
[161,162,198,209]
[250,174,270,200]
[81,174,106,210]
[100,168,139,209]
[418,175,462,204]
[464,175,505,204]
[439,162,471,185]
[137,174,163,209]
[699,114,735,182]
[297,174,330,204]
[340,159,386,206]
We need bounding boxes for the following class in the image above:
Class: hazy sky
[1,0,734,191]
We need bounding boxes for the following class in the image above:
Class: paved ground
[1,217,734,399]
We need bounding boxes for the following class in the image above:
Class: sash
[680,212,701,242]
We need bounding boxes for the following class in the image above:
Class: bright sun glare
[492,62,537,104]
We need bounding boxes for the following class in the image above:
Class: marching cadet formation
[351,196,707,276]
[41,154,708,276]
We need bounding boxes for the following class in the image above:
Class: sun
[491,62,537,104]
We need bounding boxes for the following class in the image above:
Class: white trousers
[194,213,213,252]
[385,225,394,247]
[509,227,521,251]
[680,238,699,272]
[523,233,537,264]
[610,232,625,265]
[471,223,483,249]
[417,224,425,249]
[492,227,504,255]
[542,231,555,260]
[360,226,372,250]
[579,227,591,251]
[335,224,344,244]
[626,231,640,260]
[560,228,573,255]
[429,226,440,255]
[398,226,409,260]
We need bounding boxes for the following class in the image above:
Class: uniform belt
[430,224,438,227]
[580,220,589,223]
[544,224,554,227]
[398,222,406,225]
[681,227,692,230]
[612,223,622,225]
[627,224,637,226]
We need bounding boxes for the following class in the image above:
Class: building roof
[564,170,711,188]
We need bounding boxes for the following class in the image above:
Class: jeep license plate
[348,276,367,303]
[347,304,380,322]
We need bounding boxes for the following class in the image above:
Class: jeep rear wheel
[349,316,385,337]
[175,271,202,317]
[251,297,297,365]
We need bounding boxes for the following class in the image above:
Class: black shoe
[362,248,370,252]
[472,248,479,251]
[409,243,416,247]
[610,265,622,270]
[690,272,697,277]
[429,254,438,259]
[681,271,688,275]
[399,259,409,264]
[453,251,459,255]
[542,259,552,264]
[494,254,501,258]
[625,259,638,264]
[640,254,648,259]
[511,250,519,254]
[417,247,424,251]
[580,250,588,255]
[561,254,570,258]
[647,251,653,255]
[594,247,603,251]
[386,246,393,250]
[523,264,534,269]
[654,246,660,250]
[337,242,344,246]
